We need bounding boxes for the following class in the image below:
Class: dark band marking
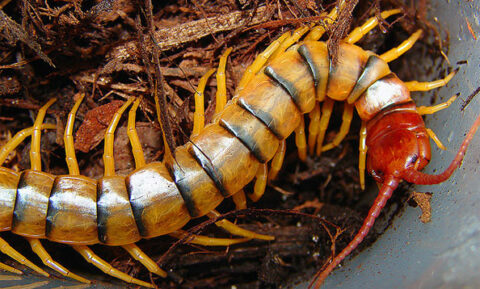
[264,66,302,111]
[219,119,266,163]
[298,44,319,87]
[188,145,229,197]
[237,98,283,139]
[348,55,389,103]
[165,163,199,218]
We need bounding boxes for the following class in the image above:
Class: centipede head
[366,106,431,184]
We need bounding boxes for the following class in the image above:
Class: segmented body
[1,6,479,288]
[0,40,413,245]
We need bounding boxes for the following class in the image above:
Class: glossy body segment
[126,162,190,238]
[0,167,19,231]
[46,175,98,244]
[97,176,141,245]
[12,170,55,237]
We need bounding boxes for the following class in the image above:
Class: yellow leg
[192,68,216,136]
[236,32,290,92]
[0,237,49,277]
[4,281,49,289]
[208,210,274,241]
[0,124,56,166]
[307,103,321,155]
[169,230,249,246]
[30,98,56,171]
[103,98,134,177]
[121,243,167,277]
[64,94,84,176]
[215,48,233,114]
[425,128,446,150]
[322,103,354,152]
[72,245,153,288]
[28,238,89,283]
[232,190,247,210]
[249,163,268,202]
[268,25,311,61]
[407,69,457,92]
[380,29,423,63]
[359,121,367,191]
[315,98,334,156]
[295,118,307,161]
[268,139,286,180]
[0,262,22,274]
[127,98,146,168]
[345,9,402,44]
[304,0,345,41]
[417,93,457,115]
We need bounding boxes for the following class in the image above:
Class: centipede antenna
[309,176,399,289]
[402,114,480,185]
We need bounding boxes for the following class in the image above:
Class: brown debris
[74,100,124,153]
[410,191,432,223]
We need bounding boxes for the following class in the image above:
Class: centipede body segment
[0,1,478,288]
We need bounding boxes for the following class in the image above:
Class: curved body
[0,41,426,246]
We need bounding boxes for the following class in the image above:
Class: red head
[366,103,431,183]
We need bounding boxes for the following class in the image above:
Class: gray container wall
[307,0,480,288]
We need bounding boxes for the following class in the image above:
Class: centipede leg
[0,237,49,277]
[192,68,216,136]
[304,1,344,41]
[103,98,135,177]
[380,29,423,63]
[30,98,56,171]
[295,118,307,161]
[121,244,167,277]
[236,32,290,91]
[64,93,84,175]
[307,103,321,156]
[359,121,367,191]
[215,48,233,114]
[0,261,22,274]
[249,163,268,202]
[345,9,402,44]
[169,230,249,246]
[315,98,334,156]
[0,124,56,165]
[28,238,90,283]
[268,25,311,62]
[208,210,275,241]
[425,128,446,150]
[322,103,354,152]
[127,98,146,168]
[268,139,286,180]
[232,190,247,210]
[406,69,458,92]
[72,246,154,288]
[417,93,458,115]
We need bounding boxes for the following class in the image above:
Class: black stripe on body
[264,66,302,111]
[348,55,390,104]
[188,145,229,197]
[219,119,267,163]
[237,98,283,139]
[165,163,199,218]
[298,44,322,88]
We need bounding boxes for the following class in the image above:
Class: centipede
[0,1,479,288]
